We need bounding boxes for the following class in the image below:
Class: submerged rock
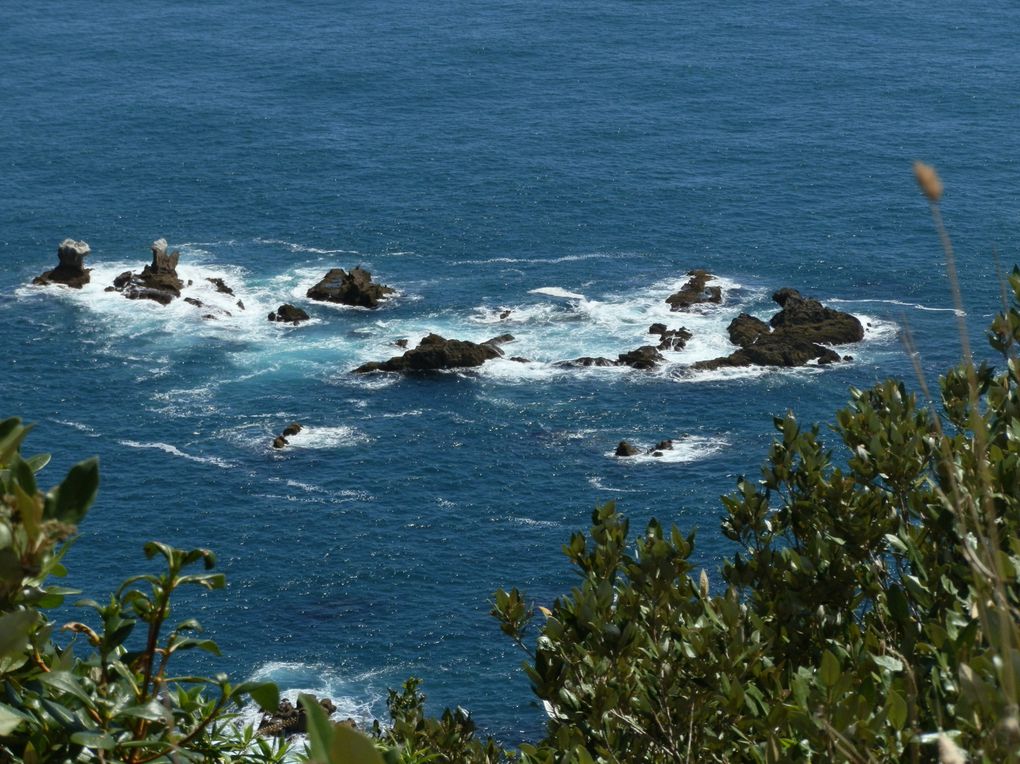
[555,356,619,368]
[307,266,394,309]
[269,304,310,324]
[665,270,722,311]
[353,333,503,373]
[33,239,92,288]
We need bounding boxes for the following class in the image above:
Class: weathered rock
[32,239,92,288]
[618,346,665,370]
[185,297,204,308]
[509,356,531,363]
[394,338,409,348]
[107,239,184,305]
[648,322,667,335]
[206,277,234,295]
[648,324,693,351]
[727,313,771,347]
[499,309,512,320]
[272,436,288,449]
[767,288,864,344]
[651,440,674,452]
[236,299,245,311]
[269,304,310,324]
[555,356,619,368]
[695,335,840,370]
[666,270,722,311]
[353,333,502,373]
[615,441,639,457]
[307,267,394,309]
[282,422,302,437]
[484,333,515,346]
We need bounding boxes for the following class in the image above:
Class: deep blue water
[3,0,1020,743]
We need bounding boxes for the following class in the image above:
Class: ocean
[3,0,1019,743]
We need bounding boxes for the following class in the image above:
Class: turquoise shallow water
[3,0,1020,742]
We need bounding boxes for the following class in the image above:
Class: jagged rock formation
[32,239,92,288]
[353,333,506,373]
[617,346,664,370]
[665,270,722,311]
[105,239,185,305]
[258,697,338,737]
[648,323,692,351]
[268,304,310,324]
[207,277,234,295]
[307,267,394,309]
[695,289,864,370]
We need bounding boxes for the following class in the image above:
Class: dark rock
[652,440,674,452]
[651,451,664,457]
[236,299,245,310]
[184,297,204,308]
[206,277,234,295]
[727,313,771,347]
[272,436,288,449]
[106,239,184,305]
[32,239,92,288]
[555,356,619,368]
[202,314,218,320]
[394,338,409,348]
[694,335,841,370]
[509,356,530,363]
[665,270,722,311]
[353,333,502,373]
[258,696,338,738]
[618,346,664,370]
[269,304,310,324]
[307,266,394,309]
[615,441,639,457]
[767,289,864,344]
[648,322,668,335]
[484,333,515,346]
[282,422,302,437]
[659,328,693,351]
[499,309,512,320]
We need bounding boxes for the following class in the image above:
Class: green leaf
[301,694,334,762]
[887,689,908,730]
[25,453,51,473]
[873,654,904,673]
[70,731,116,750]
[120,699,168,722]
[232,681,279,714]
[39,671,96,709]
[0,702,30,736]
[329,724,386,764]
[44,457,99,525]
[820,650,840,688]
[0,611,36,661]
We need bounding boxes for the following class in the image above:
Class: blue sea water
[3,0,1020,743]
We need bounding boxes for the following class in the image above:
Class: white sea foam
[604,435,729,464]
[283,426,370,449]
[828,297,963,316]
[529,286,587,301]
[587,476,637,493]
[506,516,562,528]
[254,238,358,256]
[118,440,234,469]
[52,419,99,436]
[451,253,616,266]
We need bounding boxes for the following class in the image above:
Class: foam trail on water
[118,440,234,469]
[605,435,729,464]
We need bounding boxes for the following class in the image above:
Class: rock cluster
[648,323,692,351]
[105,239,185,305]
[354,333,510,373]
[615,439,676,458]
[272,422,303,449]
[695,289,864,370]
[32,239,92,288]
[665,270,722,311]
[258,697,342,737]
[307,267,394,309]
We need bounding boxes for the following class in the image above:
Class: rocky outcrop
[307,267,394,309]
[666,270,722,311]
[105,239,185,305]
[615,441,640,457]
[33,239,92,288]
[556,356,619,368]
[695,290,862,371]
[768,288,865,344]
[269,304,310,324]
[353,333,503,373]
[207,277,234,295]
[618,346,664,370]
[272,422,303,449]
[648,323,692,351]
[649,440,674,456]
[272,435,289,449]
[258,697,338,737]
